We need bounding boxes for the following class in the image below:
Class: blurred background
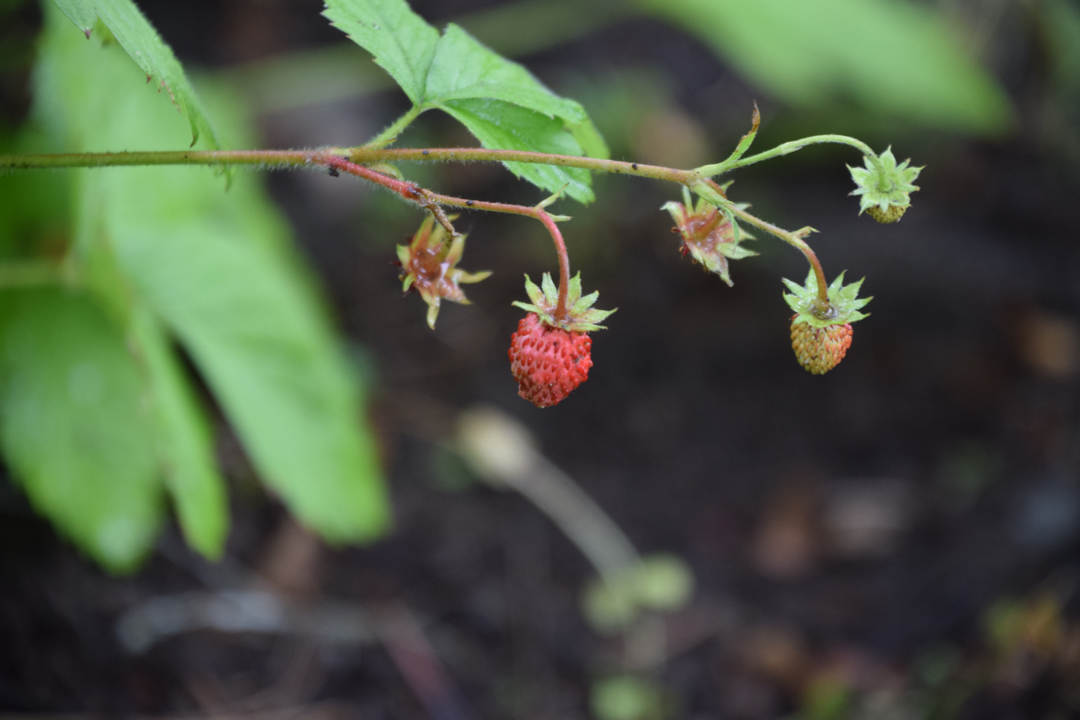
[3,0,1080,718]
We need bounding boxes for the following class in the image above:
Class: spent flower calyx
[662,187,756,286]
[397,214,491,329]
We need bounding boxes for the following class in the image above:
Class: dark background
[3,0,1080,718]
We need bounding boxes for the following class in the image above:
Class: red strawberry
[509,272,615,408]
[790,315,853,374]
[509,313,593,408]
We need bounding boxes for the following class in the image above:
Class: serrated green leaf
[0,289,163,572]
[440,98,594,203]
[322,0,438,105]
[322,2,607,194]
[638,0,1013,135]
[425,23,586,122]
[129,308,228,560]
[48,0,222,149]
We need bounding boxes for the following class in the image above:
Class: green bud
[848,147,922,224]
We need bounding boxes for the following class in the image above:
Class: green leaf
[129,309,228,560]
[322,0,439,105]
[37,11,391,545]
[49,0,223,149]
[50,0,96,37]
[424,23,585,121]
[440,98,594,203]
[0,289,163,572]
[637,0,1013,135]
[324,0,608,196]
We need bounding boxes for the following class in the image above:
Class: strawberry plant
[0,0,930,571]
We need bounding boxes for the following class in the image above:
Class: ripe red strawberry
[509,313,593,408]
[790,316,853,374]
[510,272,615,408]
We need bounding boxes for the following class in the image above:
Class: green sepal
[783,270,871,328]
[512,272,615,332]
[848,147,922,220]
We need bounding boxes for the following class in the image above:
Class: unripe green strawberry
[783,270,869,375]
[790,316,853,374]
[848,148,921,223]
[865,204,908,224]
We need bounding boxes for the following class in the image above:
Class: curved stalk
[725,205,829,306]
[695,134,875,177]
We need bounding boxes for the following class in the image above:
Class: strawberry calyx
[848,147,922,224]
[512,272,616,333]
[397,214,491,329]
[783,270,871,329]
[661,187,756,286]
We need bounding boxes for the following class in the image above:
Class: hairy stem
[325,156,573,316]
[0,140,856,304]
[363,106,425,150]
[726,205,829,305]
[535,211,571,321]
[0,146,701,185]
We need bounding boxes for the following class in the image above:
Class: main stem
[0,147,699,185]
[0,135,866,304]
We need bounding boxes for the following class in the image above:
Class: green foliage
[637,0,1013,135]
[129,309,227,560]
[323,0,606,202]
[0,289,163,572]
[50,0,222,149]
[0,2,392,570]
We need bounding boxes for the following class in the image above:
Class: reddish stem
[534,211,571,322]
[326,155,572,320]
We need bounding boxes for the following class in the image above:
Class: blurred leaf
[322,0,438,105]
[49,0,222,149]
[591,676,669,720]
[129,309,228,559]
[441,98,594,202]
[637,0,1013,135]
[1043,0,1080,92]
[0,289,162,572]
[35,5,391,546]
